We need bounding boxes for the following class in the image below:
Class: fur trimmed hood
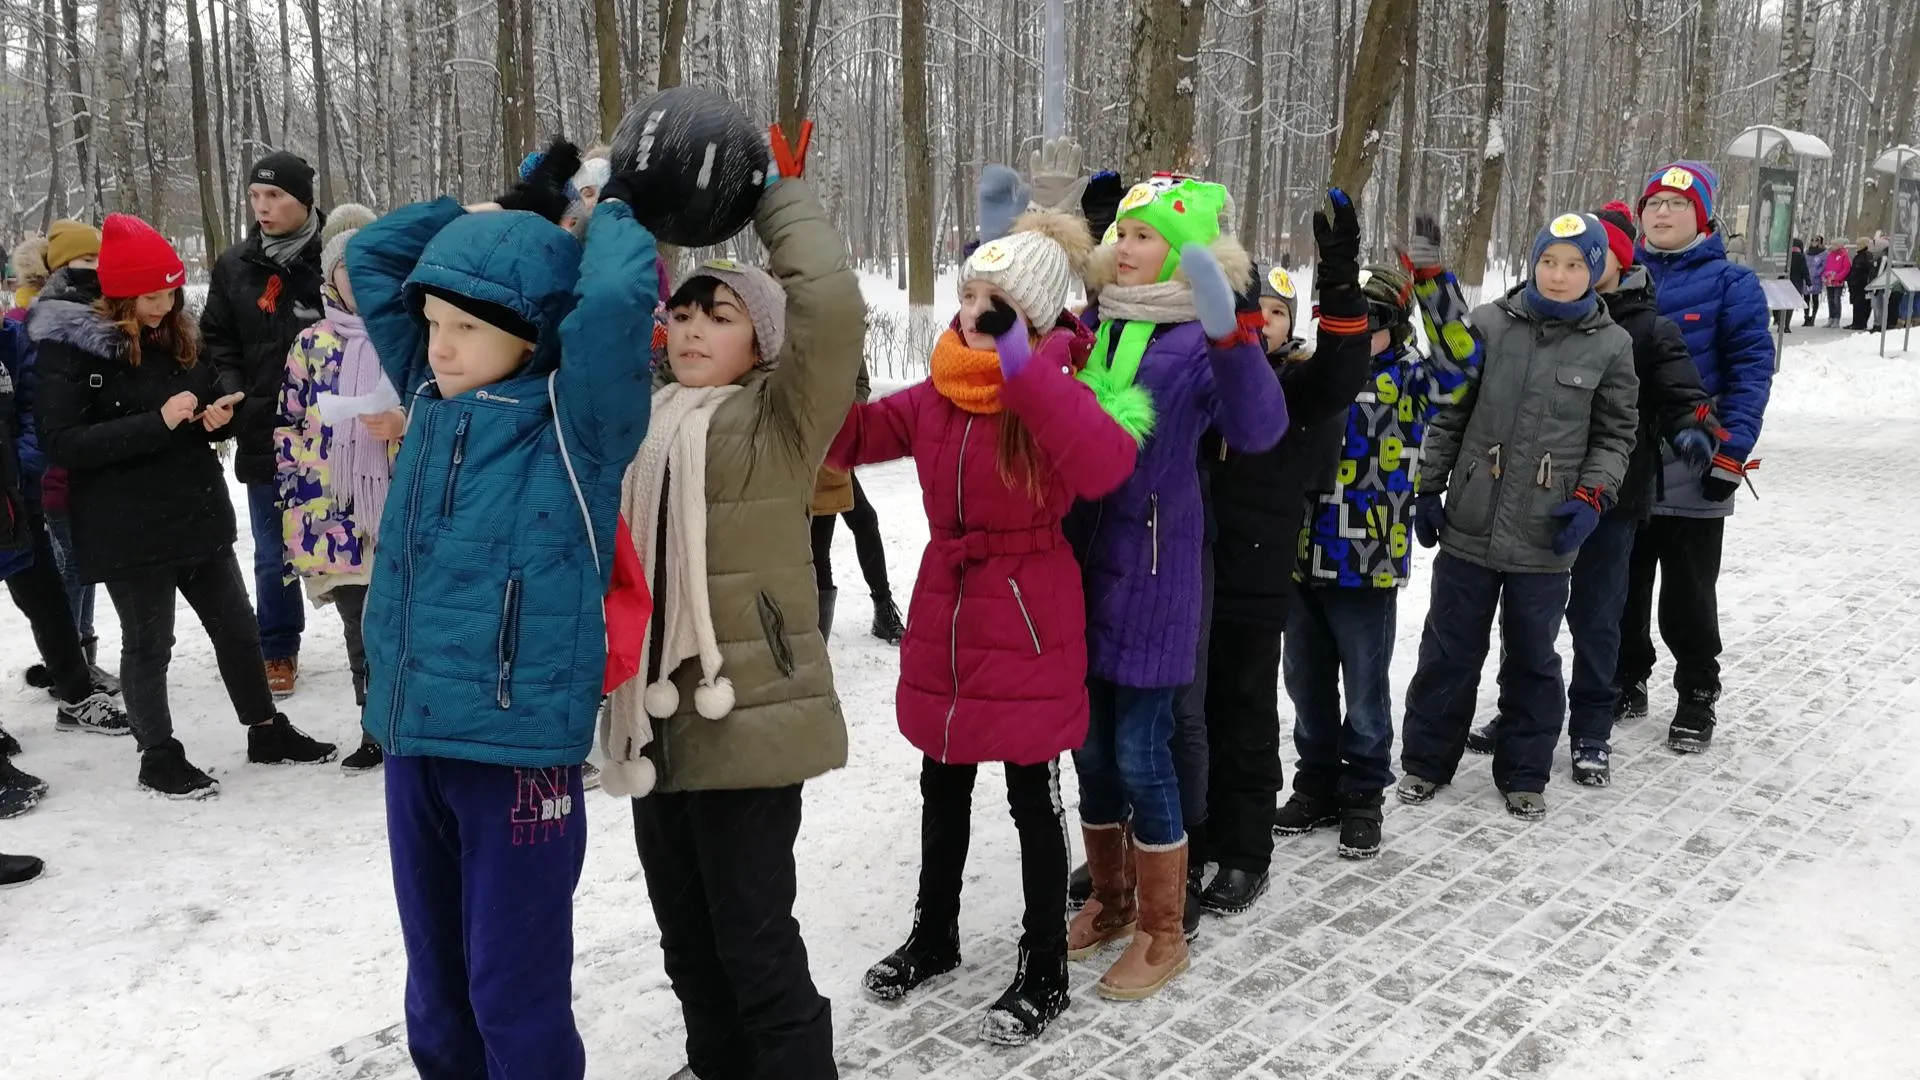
[26,299,127,359]
[1084,231,1253,295]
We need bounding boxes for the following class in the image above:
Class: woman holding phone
[34,214,336,799]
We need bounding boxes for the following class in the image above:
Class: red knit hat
[1637,160,1718,234]
[1592,202,1639,271]
[98,213,186,299]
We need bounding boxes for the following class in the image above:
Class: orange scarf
[929,330,1005,415]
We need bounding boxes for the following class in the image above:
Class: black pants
[916,756,1068,951]
[1202,620,1286,872]
[1617,515,1724,698]
[1401,552,1570,794]
[1803,290,1820,322]
[810,474,891,599]
[5,515,94,705]
[632,785,836,1080]
[1850,288,1872,330]
[1170,540,1213,856]
[331,584,370,704]
[103,551,277,752]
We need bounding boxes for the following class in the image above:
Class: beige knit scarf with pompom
[601,382,743,798]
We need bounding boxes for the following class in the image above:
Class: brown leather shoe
[265,657,298,699]
[1067,823,1136,960]
[1097,839,1191,1000]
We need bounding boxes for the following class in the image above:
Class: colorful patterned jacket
[1296,270,1480,588]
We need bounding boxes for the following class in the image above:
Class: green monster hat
[1080,174,1233,444]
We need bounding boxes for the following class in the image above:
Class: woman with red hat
[34,213,337,798]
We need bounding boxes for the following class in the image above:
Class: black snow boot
[1572,744,1612,787]
[80,637,120,696]
[1337,791,1384,860]
[871,591,905,645]
[1066,860,1092,910]
[341,736,386,773]
[0,723,20,758]
[1614,679,1649,721]
[1199,866,1270,915]
[0,760,48,819]
[1273,774,1339,835]
[0,852,45,888]
[22,663,52,690]
[247,714,339,765]
[817,587,838,639]
[863,907,961,1001]
[139,740,219,800]
[1466,718,1499,755]
[978,943,1070,1045]
[1184,862,1204,942]
[1669,689,1717,754]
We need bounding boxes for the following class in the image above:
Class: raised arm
[1182,243,1287,453]
[345,196,467,396]
[757,178,865,466]
[826,381,926,470]
[999,328,1137,498]
[555,198,658,466]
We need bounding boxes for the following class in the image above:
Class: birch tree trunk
[596,0,623,138]
[186,0,225,261]
[60,0,96,211]
[1680,0,1719,156]
[901,0,935,305]
[303,0,334,206]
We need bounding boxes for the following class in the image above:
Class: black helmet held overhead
[610,86,772,249]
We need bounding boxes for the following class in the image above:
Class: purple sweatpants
[385,754,588,1080]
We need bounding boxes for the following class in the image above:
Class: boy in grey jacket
[1397,213,1640,821]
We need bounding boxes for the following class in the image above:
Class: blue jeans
[1401,552,1570,794]
[246,482,304,660]
[43,508,94,640]
[1283,585,1398,794]
[1075,681,1183,846]
[1565,514,1638,750]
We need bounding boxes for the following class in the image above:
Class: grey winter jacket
[1421,293,1640,574]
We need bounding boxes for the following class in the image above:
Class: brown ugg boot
[1096,838,1191,1000]
[1066,822,1136,961]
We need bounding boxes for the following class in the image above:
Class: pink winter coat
[828,325,1138,766]
[1823,247,1852,287]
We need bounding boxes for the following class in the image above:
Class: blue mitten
[1413,492,1446,549]
[1182,243,1239,340]
[978,164,1029,243]
[1672,428,1715,470]
[977,298,1031,380]
[1550,486,1609,555]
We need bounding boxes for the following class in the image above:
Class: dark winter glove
[1406,212,1445,280]
[1081,171,1124,241]
[1550,486,1611,555]
[497,138,584,224]
[1699,453,1754,502]
[1313,188,1362,291]
[979,164,1029,244]
[1671,428,1715,471]
[978,297,1032,381]
[1413,492,1446,549]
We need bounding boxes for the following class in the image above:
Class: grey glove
[1407,212,1444,274]
[979,164,1029,244]
[1027,137,1090,214]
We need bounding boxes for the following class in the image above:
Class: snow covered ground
[4,326,1919,1079]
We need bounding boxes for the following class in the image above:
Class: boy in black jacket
[1470,203,1721,785]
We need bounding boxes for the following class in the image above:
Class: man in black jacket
[202,150,327,697]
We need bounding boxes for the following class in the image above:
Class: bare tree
[901,0,933,304]
[1455,0,1511,285]
[1329,0,1415,196]
[1123,0,1203,179]
[185,0,225,260]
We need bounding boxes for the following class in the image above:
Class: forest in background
[1,0,1918,297]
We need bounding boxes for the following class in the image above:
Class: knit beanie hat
[1639,161,1718,233]
[680,259,787,365]
[249,150,316,207]
[321,228,359,286]
[1113,174,1230,280]
[47,219,102,271]
[1531,213,1609,288]
[1358,263,1415,343]
[322,203,377,248]
[962,209,1093,324]
[418,284,540,344]
[573,157,612,196]
[97,214,186,299]
[1258,264,1299,323]
[1591,202,1638,271]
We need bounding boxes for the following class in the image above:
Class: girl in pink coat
[829,205,1136,1045]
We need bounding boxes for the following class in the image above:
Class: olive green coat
[642,179,865,792]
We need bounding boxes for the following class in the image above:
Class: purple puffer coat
[1066,317,1287,688]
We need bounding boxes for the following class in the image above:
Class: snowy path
[4,331,1919,1080]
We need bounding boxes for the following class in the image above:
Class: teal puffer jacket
[347,198,657,767]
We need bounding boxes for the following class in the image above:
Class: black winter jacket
[202,219,326,484]
[1847,247,1880,300]
[1206,319,1374,629]
[1602,268,1715,522]
[30,299,236,583]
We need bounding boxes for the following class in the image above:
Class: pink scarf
[323,293,392,541]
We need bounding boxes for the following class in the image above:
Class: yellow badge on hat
[1660,166,1695,191]
[970,241,1013,272]
[1268,267,1297,299]
[1549,214,1588,238]
[1118,183,1156,213]
[1101,222,1119,246]
[704,258,739,271]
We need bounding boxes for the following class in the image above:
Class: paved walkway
[266,410,1920,1079]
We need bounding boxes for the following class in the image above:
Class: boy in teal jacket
[344,143,656,1079]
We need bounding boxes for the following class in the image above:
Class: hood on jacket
[36,266,101,307]
[402,210,581,380]
[1602,265,1657,318]
[26,295,126,359]
[1083,230,1254,296]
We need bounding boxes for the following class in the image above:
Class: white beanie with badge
[962,209,1094,325]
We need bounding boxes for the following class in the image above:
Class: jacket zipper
[388,407,438,749]
[941,416,974,763]
[497,575,523,708]
[1008,577,1042,655]
[441,412,472,518]
[1149,493,1160,576]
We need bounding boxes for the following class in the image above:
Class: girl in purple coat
[1066,175,1287,1000]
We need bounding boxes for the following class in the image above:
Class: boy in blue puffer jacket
[344,141,656,1079]
[1622,160,1775,754]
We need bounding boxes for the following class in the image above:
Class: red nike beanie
[98,213,186,299]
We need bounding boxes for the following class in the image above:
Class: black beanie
[250,151,316,207]
[419,285,540,345]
